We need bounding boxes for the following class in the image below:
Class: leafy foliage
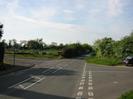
[0,24,3,39]
[0,23,4,68]
[119,90,133,99]
[87,32,133,66]
[27,39,44,50]
[61,43,93,58]
[94,37,114,57]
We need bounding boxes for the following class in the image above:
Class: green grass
[86,56,122,66]
[5,49,60,59]
[118,90,133,99]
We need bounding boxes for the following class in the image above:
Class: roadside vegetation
[1,22,133,70]
[118,90,133,99]
[86,57,121,66]
[86,32,133,66]
[0,23,4,70]
[4,39,92,59]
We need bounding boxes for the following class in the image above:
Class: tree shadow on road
[27,67,77,76]
[1,88,75,99]
[0,64,33,76]
[0,66,77,92]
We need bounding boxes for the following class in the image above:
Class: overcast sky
[0,0,133,44]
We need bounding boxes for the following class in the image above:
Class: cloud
[63,9,74,14]
[63,9,76,20]
[74,0,87,9]
[14,15,87,33]
[31,6,57,21]
[108,0,123,17]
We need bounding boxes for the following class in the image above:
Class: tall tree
[0,23,3,39]
[94,37,114,57]
[0,23,4,68]
[27,39,44,50]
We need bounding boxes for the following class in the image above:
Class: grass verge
[85,56,122,66]
[118,90,133,99]
[5,53,60,59]
[5,49,60,59]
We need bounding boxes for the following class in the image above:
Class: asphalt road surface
[0,59,133,99]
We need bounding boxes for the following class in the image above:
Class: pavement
[0,59,133,99]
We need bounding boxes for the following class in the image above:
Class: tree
[0,23,4,68]
[94,37,114,58]
[61,43,93,58]
[20,40,27,49]
[119,33,133,57]
[27,39,44,50]
[0,23,3,39]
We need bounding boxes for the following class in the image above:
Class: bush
[61,47,78,58]
[61,43,92,58]
[118,90,133,99]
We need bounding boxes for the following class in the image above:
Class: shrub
[118,90,133,99]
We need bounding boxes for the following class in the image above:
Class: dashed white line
[88,70,94,99]
[78,86,84,90]
[88,79,92,82]
[88,86,93,90]
[81,79,85,82]
[82,76,86,79]
[80,82,85,86]
[88,76,92,79]
[77,91,83,96]
[88,82,93,86]
[88,92,94,96]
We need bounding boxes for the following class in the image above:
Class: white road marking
[80,82,85,85]
[88,70,94,99]
[81,79,85,82]
[19,84,24,89]
[92,70,128,73]
[82,76,86,79]
[42,66,55,73]
[88,92,94,96]
[113,81,118,84]
[31,75,41,80]
[78,86,84,90]
[8,77,32,89]
[82,75,86,77]
[23,77,45,89]
[77,91,83,96]
[52,67,63,73]
[88,86,93,90]
[76,63,87,99]
[88,76,92,79]
[88,82,93,86]
[88,79,92,82]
